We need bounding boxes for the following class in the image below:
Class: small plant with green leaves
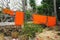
[21,23,43,38]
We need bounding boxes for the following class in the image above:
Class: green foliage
[29,0,54,16]
[37,0,54,16]
[29,0,36,12]
[37,4,48,15]
[25,10,31,20]
[37,5,44,15]
[22,23,43,38]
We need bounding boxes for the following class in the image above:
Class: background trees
[29,0,36,12]
[37,0,54,16]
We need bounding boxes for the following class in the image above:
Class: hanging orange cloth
[32,14,47,24]
[32,14,56,27]
[32,14,40,24]
[8,10,14,16]
[38,15,47,24]
[3,8,14,16]
[3,8,9,14]
[15,11,24,26]
[46,16,56,27]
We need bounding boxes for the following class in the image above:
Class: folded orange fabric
[3,8,14,16]
[32,14,47,25]
[46,16,56,27]
[15,11,24,26]
[3,8,9,13]
[32,14,56,27]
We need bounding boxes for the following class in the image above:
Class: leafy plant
[21,23,43,38]
[29,0,36,12]
[25,10,31,21]
[37,3,53,16]
[41,0,54,16]
[37,5,45,15]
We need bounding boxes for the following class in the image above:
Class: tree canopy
[36,0,54,16]
[29,0,36,12]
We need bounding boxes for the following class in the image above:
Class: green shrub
[25,10,31,21]
[21,23,43,38]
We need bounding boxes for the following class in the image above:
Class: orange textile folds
[46,16,56,27]
[32,14,40,24]
[39,15,47,24]
[3,8,14,16]
[3,8,9,13]
[15,11,24,26]
[8,10,14,16]
[32,14,47,24]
